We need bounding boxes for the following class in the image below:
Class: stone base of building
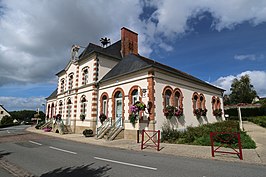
[124,129,138,140]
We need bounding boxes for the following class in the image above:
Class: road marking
[29,140,42,146]
[49,146,77,155]
[94,156,157,171]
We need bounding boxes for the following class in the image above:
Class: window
[0,111,3,114]
[83,68,89,85]
[192,92,207,116]
[132,89,139,104]
[59,101,63,115]
[193,93,199,109]
[81,96,87,115]
[212,96,222,116]
[60,79,65,93]
[68,74,74,90]
[165,89,172,107]
[102,95,107,115]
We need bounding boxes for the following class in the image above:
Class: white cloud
[234,54,256,61]
[234,54,265,61]
[213,70,266,97]
[0,96,46,111]
[144,0,266,41]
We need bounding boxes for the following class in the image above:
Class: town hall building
[46,27,225,140]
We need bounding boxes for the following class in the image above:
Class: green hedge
[225,107,266,117]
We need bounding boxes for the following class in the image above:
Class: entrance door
[115,98,122,127]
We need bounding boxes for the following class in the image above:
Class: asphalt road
[0,125,266,177]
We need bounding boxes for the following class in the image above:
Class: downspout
[95,53,100,132]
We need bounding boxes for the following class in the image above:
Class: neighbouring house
[46,27,225,140]
[0,105,11,122]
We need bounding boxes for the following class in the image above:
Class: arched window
[192,93,199,109]
[165,89,172,107]
[173,88,183,109]
[60,79,65,93]
[82,68,89,85]
[66,98,72,125]
[212,96,221,116]
[58,101,63,115]
[132,89,139,104]
[80,96,87,116]
[102,95,108,115]
[199,94,206,110]
[68,74,74,90]
[112,88,124,124]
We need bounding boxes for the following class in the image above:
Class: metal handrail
[97,117,112,135]
[107,116,123,139]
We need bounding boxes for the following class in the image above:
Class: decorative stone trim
[100,92,109,117]
[148,71,155,121]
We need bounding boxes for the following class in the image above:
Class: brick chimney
[121,27,138,57]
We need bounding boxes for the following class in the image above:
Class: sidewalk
[27,122,266,165]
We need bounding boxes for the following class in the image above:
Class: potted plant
[83,129,93,137]
[80,114,85,121]
[99,113,107,124]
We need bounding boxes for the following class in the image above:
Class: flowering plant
[194,108,208,118]
[80,114,85,121]
[213,109,222,117]
[99,113,107,124]
[129,102,146,125]
[164,106,183,119]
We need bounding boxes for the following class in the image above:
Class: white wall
[154,71,224,131]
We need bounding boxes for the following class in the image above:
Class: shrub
[161,120,256,149]
[161,123,180,143]
[83,129,93,137]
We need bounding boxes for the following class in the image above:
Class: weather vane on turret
[100,37,111,48]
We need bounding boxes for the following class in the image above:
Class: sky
[0,0,266,111]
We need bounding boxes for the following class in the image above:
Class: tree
[0,115,13,125]
[229,75,257,104]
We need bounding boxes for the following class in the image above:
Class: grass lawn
[161,120,256,149]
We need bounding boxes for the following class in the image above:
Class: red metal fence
[141,130,160,151]
[210,132,243,160]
